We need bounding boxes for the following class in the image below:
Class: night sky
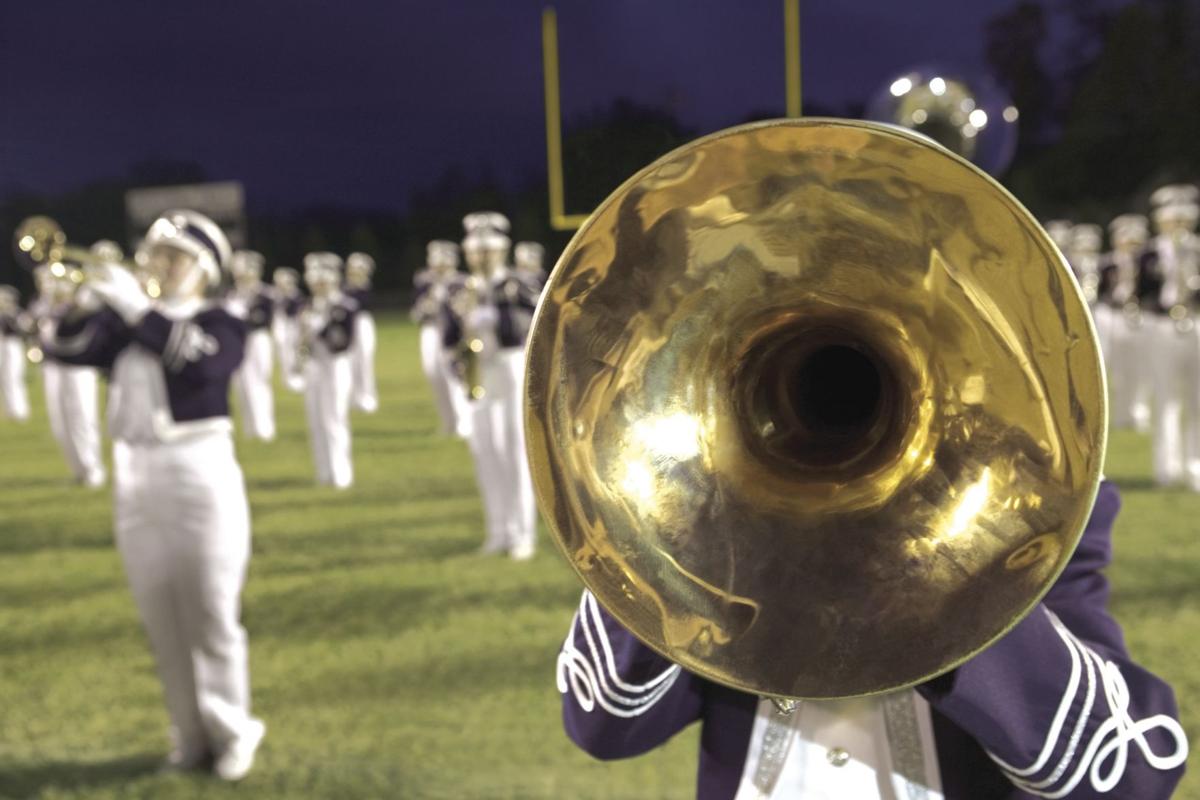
[0,1,1088,215]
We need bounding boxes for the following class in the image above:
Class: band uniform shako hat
[1150,184,1200,208]
[230,250,266,280]
[514,241,545,266]
[1043,220,1073,251]
[1109,214,1150,243]
[427,240,460,264]
[1068,224,1103,253]
[480,229,511,252]
[462,211,511,235]
[346,252,376,276]
[143,209,232,287]
[1153,201,1200,228]
[90,240,126,263]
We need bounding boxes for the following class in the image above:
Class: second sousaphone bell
[525,119,1106,700]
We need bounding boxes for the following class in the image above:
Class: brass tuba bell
[524,119,1106,700]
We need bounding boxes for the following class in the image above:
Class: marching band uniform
[47,241,121,488]
[1144,186,1200,489]
[1097,216,1152,432]
[301,253,357,489]
[47,211,264,780]
[413,240,465,436]
[557,481,1187,799]
[270,267,305,393]
[344,252,379,414]
[0,286,30,421]
[514,241,549,289]
[226,251,276,441]
[447,217,539,560]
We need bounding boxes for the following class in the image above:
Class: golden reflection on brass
[13,216,136,281]
[524,119,1106,700]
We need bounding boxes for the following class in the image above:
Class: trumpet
[13,216,152,297]
[524,119,1106,701]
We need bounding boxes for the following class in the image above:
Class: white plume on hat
[142,209,232,286]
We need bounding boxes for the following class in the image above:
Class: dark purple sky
[0,0,1063,214]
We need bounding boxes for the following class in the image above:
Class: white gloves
[88,265,151,324]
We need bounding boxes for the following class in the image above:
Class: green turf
[0,315,1195,799]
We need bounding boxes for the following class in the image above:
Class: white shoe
[214,719,266,782]
[509,542,536,561]
[82,469,106,489]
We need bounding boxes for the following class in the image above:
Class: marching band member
[30,265,72,469]
[226,251,276,441]
[1098,215,1153,432]
[300,252,357,489]
[413,240,465,436]
[50,241,118,488]
[344,252,379,413]
[447,217,539,560]
[514,241,549,289]
[557,480,1187,798]
[270,267,305,392]
[1044,219,1074,257]
[0,286,30,421]
[1145,185,1200,489]
[46,210,265,780]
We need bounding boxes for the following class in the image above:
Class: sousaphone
[524,118,1106,700]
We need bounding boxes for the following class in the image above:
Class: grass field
[0,314,1196,800]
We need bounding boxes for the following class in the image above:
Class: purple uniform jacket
[304,296,358,355]
[243,288,275,331]
[559,482,1187,799]
[345,286,372,314]
[48,306,246,422]
[493,272,541,348]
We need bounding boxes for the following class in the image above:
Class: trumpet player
[1097,215,1153,432]
[45,210,265,780]
[300,252,358,489]
[226,251,276,441]
[344,252,379,414]
[413,240,465,436]
[0,286,30,421]
[1145,185,1200,489]
[48,241,119,488]
[271,267,305,392]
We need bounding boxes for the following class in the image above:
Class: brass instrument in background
[524,119,1106,701]
[867,67,1019,176]
[450,276,488,401]
[13,216,150,296]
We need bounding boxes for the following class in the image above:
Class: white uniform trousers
[1107,311,1153,432]
[351,312,378,413]
[0,336,29,421]
[232,330,275,441]
[59,365,105,486]
[467,348,537,554]
[272,315,304,393]
[112,434,259,760]
[304,349,354,488]
[419,323,458,435]
[42,361,71,465]
[1150,316,1200,488]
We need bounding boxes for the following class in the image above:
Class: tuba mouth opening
[736,317,913,479]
